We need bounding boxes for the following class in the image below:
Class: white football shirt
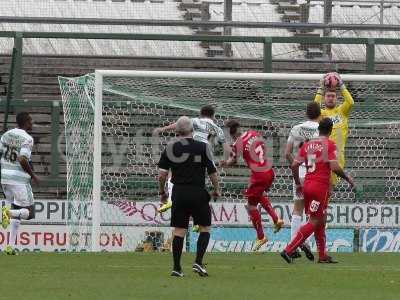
[287,120,320,157]
[0,128,34,185]
[191,117,225,146]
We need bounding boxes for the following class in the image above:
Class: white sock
[9,208,29,219]
[9,219,21,246]
[291,214,302,240]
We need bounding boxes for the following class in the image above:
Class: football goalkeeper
[314,72,354,186]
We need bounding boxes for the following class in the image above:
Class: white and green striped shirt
[192,117,225,146]
[0,128,33,185]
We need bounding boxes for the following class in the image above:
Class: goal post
[95,69,400,81]
[92,72,104,252]
[60,70,400,252]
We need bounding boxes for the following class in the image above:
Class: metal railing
[1,17,399,31]
[1,31,400,98]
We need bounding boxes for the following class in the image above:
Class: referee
[158,116,220,277]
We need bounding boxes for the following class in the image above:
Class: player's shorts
[170,185,211,229]
[11,203,35,219]
[245,169,275,206]
[303,180,330,218]
[2,184,34,207]
[292,164,307,201]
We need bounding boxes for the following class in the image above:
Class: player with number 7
[220,119,284,252]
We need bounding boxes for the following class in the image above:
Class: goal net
[59,71,400,252]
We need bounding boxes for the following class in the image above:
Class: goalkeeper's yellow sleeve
[339,87,354,117]
[314,88,323,105]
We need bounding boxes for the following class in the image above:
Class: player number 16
[3,145,18,163]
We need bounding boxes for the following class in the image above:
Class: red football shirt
[296,137,337,186]
[232,130,272,173]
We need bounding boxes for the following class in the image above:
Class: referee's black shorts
[171,185,211,229]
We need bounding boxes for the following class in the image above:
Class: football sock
[248,208,264,240]
[260,195,278,224]
[305,231,314,246]
[285,222,315,255]
[301,217,314,245]
[9,208,30,220]
[195,232,210,265]
[172,235,184,271]
[291,214,302,240]
[314,223,327,259]
[9,219,21,246]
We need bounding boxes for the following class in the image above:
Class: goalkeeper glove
[332,72,346,90]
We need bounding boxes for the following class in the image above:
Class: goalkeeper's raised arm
[314,72,354,116]
[313,72,354,186]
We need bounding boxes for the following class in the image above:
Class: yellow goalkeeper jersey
[314,88,354,184]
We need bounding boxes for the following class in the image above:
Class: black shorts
[171,185,211,229]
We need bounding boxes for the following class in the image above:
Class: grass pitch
[0,252,398,300]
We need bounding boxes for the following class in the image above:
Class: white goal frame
[92,70,400,252]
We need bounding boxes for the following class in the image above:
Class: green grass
[0,253,399,300]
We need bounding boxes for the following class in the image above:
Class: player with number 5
[281,118,355,264]
[285,102,321,261]
[221,120,284,252]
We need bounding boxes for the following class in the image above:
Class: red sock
[285,222,315,255]
[314,223,327,259]
[259,195,278,224]
[248,209,264,240]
